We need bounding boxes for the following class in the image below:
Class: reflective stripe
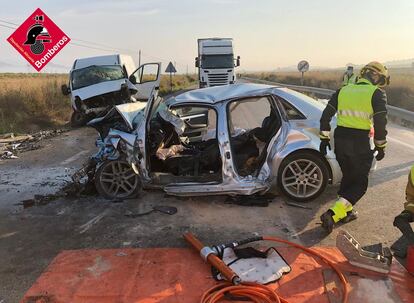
[330,197,353,223]
[320,131,330,139]
[411,166,414,185]
[338,109,373,120]
[404,202,414,213]
[374,140,387,148]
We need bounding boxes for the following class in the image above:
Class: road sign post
[165,61,177,93]
[297,60,309,86]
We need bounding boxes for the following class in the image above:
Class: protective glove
[374,146,385,161]
[319,138,331,156]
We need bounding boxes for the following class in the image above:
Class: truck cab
[195,38,240,88]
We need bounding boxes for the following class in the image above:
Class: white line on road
[60,150,90,165]
[78,210,108,234]
[387,136,414,151]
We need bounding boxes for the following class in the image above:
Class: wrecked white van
[61,54,161,126]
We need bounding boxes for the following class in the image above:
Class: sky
[0,0,413,73]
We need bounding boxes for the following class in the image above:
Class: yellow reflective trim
[330,198,353,223]
[338,109,373,120]
[411,166,414,185]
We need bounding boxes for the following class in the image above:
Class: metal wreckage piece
[336,230,392,274]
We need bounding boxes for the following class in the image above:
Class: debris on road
[225,194,275,207]
[20,194,62,208]
[18,178,97,209]
[284,201,313,210]
[0,129,68,160]
[125,205,178,218]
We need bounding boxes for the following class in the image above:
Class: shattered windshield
[71,65,126,90]
[201,54,234,69]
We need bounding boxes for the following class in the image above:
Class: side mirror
[61,84,70,96]
[195,57,199,68]
[129,74,137,84]
[236,56,241,67]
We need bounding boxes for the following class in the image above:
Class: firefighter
[392,165,414,256]
[319,61,390,233]
[342,65,356,86]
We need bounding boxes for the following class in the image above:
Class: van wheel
[95,160,141,200]
[277,152,328,202]
[70,111,88,127]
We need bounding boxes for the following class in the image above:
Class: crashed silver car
[82,83,342,202]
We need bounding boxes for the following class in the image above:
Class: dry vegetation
[243,68,414,112]
[159,74,197,96]
[0,73,70,134]
[0,73,197,134]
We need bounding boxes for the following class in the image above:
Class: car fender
[268,128,334,186]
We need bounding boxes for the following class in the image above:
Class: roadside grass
[159,74,197,96]
[0,73,70,134]
[0,73,197,134]
[243,68,414,112]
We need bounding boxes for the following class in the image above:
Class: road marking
[387,136,414,151]
[61,150,90,165]
[78,210,108,234]
[0,231,18,239]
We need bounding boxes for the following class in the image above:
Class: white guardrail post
[241,76,414,129]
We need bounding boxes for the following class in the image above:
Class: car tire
[277,151,329,202]
[95,160,141,200]
[70,111,89,128]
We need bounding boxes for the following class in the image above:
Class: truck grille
[207,73,229,86]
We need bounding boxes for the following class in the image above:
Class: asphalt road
[0,120,413,302]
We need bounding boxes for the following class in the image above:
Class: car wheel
[277,151,329,202]
[95,160,141,200]
[70,111,89,127]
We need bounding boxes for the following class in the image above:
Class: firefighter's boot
[320,198,354,233]
[341,209,358,223]
[320,210,335,233]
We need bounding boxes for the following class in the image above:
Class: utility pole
[138,49,141,66]
[186,64,188,75]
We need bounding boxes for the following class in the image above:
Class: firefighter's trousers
[334,131,373,205]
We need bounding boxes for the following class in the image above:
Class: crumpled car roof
[166,83,281,106]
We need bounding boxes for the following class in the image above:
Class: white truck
[61,54,161,126]
[195,38,240,88]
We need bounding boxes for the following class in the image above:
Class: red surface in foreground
[21,247,414,303]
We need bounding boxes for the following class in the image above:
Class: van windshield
[71,65,126,90]
[201,54,234,69]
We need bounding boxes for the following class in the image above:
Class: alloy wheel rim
[99,161,138,198]
[281,159,323,198]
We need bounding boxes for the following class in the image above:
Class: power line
[0,19,19,26]
[0,18,185,69]
[71,42,127,53]
[0,23,17,30]
[71,38,136,54]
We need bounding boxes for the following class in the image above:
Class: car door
[129,63,161,101]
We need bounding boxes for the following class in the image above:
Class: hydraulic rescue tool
[183,232,351,303]
[183,232,242,285]
[336,230,392,273]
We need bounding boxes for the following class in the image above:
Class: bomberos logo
[7,8,70,72]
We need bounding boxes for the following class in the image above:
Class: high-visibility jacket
[404,165,414,214]
[342,73,357,86]
[337,78,377,130]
